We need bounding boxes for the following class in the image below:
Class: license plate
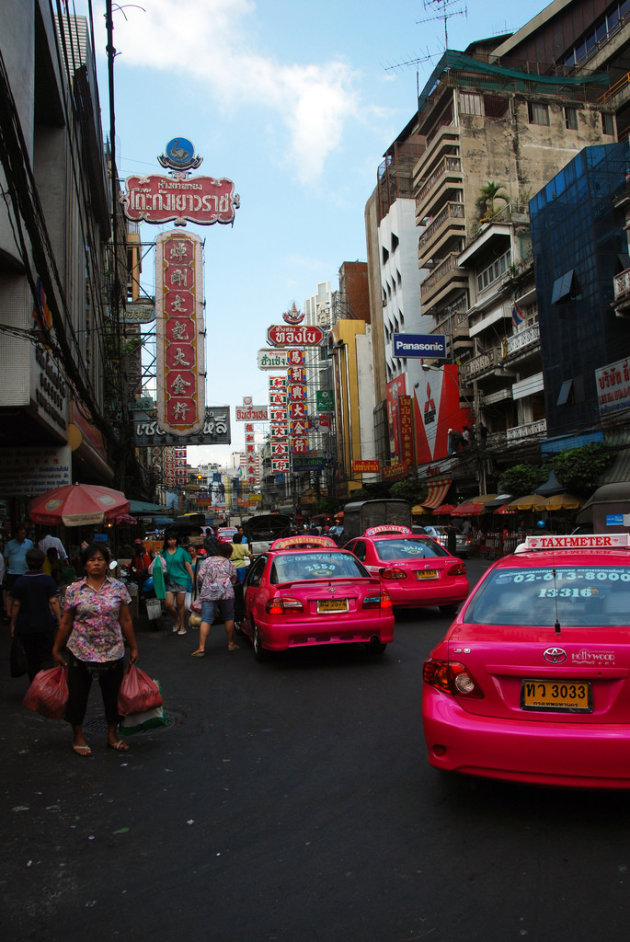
[521,679,592,713]
[417,569,438,580]
[317,598,349,613]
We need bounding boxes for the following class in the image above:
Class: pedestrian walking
[191,542,239,656]
[230,534,252,583]
[4,525,34,619]
[38,532,69,565]
[52,542,138,757]
[10,547,61,681]
[160,533,194,636]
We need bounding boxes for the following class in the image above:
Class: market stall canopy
[114,513,138,525]
[411,505,429,515]
[534,470,565,497]
[128,499,172,514]
[543,492,583,511]
[505,494,547,512]
[576,482,630,525]
[30,483,129,527]
[420,478,452,510]
[450,494,498,517]
[432,503,457,515]
[483,494,513,510]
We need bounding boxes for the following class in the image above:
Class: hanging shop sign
[352,460,380,473]
[122,300,155,324]
[316,389,333,412]
[0,446,72,496]
[258,349,290,370]
[392,333,447,359]
[134,407,230,446]
[235,404,269,421]
[155,231,205,435]
[123,174,239,226]
[596,356,630,417]
[267,325,324,346]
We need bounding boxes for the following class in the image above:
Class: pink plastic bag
[117,662,163,716]
[23,666,69,720]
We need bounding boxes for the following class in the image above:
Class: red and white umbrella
[30,483,130,527]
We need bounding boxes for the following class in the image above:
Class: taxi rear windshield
[271,552,368,584]
[373,538,448,561]
[464,566,630,627]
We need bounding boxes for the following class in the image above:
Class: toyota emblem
[543,647,567,664]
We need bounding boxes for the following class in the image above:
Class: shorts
[201,598,235,623]
[165,581,188,595]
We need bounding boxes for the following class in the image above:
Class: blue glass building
[529,142,630,451]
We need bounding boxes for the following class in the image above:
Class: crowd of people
[3,520,255,756]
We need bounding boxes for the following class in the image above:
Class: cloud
[91,0,359,183]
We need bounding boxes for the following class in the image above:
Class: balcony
[505,418,547,443]
[420,252,465,304]
[416,155,463,208]
[459,347,501,380]
[418,202,465,253]
[504,323,540,358]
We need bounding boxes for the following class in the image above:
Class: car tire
[365,639,387,655]
[252,625,268,661]
[439,604,458,617]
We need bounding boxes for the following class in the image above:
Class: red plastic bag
[117,662,163,716]
[23,666,69,720]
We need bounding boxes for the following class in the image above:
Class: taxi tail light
[447,562,467,577]
[379,567,407,580]
[423,658,483,698]
[362,590,393,609]
[266,596,304,615]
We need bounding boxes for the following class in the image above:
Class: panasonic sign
[392,334,447,359]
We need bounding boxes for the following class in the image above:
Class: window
[528,102,549,126]
[551,269,578,303]
[602,112,615,135]
[476,249,511,293]
[484,95,508,119]
[565,107,578,130]
[459,92,483,116]
[557,376,584,407]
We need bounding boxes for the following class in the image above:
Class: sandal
[107,740,129,752]
[191,649,205,657]
[72,744,92,757]
[228,644,240,652]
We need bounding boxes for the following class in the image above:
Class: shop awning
[420,478,452,510]
[597,447,630,485]
[128,499,172,514]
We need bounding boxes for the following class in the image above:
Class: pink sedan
[422,533,630,789]
[241,535,394,660]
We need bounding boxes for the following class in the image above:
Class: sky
[74,0,549,466]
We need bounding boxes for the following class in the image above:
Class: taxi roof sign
[270,535,337,551]
[523,534,630,551]
[364,525,412,537]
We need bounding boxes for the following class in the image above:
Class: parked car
[422,532,630,788]
[344,524,469,614]
[240,534,394,660]
[421,525,471,557]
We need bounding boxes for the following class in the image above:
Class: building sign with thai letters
[596,356,630,417]
[0,446,72,496]
[258,349,290,370]
[267,325,324,346]
[235,405,269,421]
[155,231,205,435]
[352,460,380,473]
[133,408,230,446]
[123,175,240,226]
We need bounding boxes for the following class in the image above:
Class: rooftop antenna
[417,0,468,50]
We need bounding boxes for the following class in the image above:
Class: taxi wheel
[252,625,268,662]
[439,604,458,616]
[365,639,387,655]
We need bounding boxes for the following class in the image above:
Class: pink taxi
[422,533,630,789]
[240,534,394,660]
[344,525,469,614]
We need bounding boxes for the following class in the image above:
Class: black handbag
[10,635,28,678]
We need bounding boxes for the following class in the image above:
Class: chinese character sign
[155,231,205,435]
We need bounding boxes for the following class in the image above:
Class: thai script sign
[235,405,269,421]
[155,231,205,435]
[352,460,380,473]
[596,357,630,417]
[267,325,324,346]
[123,175,239,226]
[133,408,230,446]
[258,349,290,370]
[0,446,72,496]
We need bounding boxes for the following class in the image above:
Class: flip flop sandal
[72,744,92,757]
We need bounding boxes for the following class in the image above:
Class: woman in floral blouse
[191,542,238,656]
[52,543,138,757]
